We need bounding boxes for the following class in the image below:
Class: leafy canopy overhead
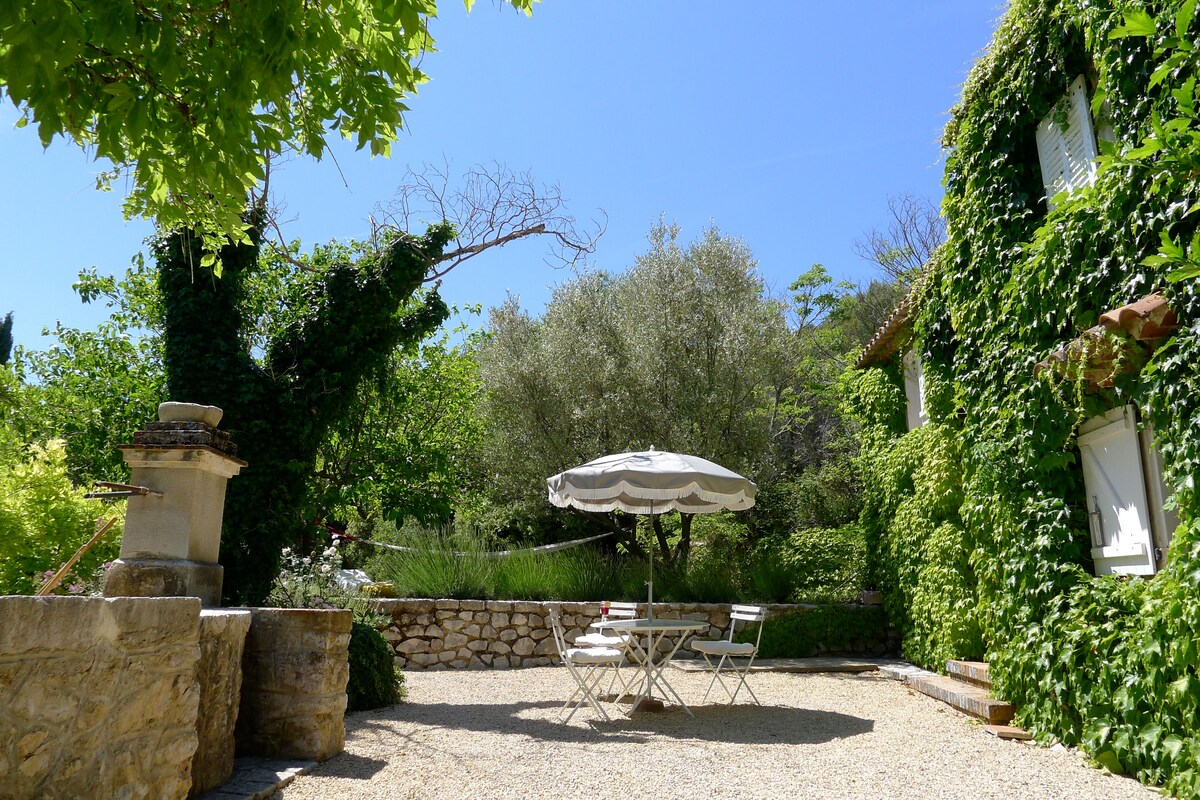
[0,0,534,260]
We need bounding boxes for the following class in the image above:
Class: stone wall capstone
[0,596,203,800]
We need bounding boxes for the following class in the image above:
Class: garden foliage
[850,1,1200,792]
[733,606,887,660]
[0,440,122,595]
[267,545,406,709]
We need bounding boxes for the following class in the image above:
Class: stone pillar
[104,402,246,607]
[236,608,352,762]
[189,609,252,797]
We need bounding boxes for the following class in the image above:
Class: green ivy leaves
[852,1,1200,793]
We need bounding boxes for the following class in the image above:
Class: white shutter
[903,349,926,431]
[1078,406,1157,576]
[1036,76,1099,208]
[1138,425,1179,569]
[1036,118,1069,204]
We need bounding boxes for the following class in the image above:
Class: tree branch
[375,161,604,282]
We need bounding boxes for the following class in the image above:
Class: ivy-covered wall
[851,0,1200,794]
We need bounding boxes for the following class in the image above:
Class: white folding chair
[573,601,643,697]
[547,606,624,722]
[689,604,766,705]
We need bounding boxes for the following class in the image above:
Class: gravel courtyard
[272,668,1160,800]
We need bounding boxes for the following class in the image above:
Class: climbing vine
[850,0,1200,794]
[157,212,453,605]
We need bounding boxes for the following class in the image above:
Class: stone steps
[946,659,991,688]
[906,671,1015,725]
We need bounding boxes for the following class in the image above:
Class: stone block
[425,624,444,638]
[103,557,224,607]
[500,629,518,643]
[190,609,251,797]
[493,657,510,669]
[444,632,469,648]
[236,608,350,762]
[463,624,481,637]
[490,642,512,656]
[408,653,439,667]
[491,612,510,628]
[460,600,485,611]
[512,639,536,656]
[395,638,428,655]
[511,613,528,626]
[0,596,202,800]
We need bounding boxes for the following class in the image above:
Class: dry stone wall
[375,600,887,669]
[0,596,203,800]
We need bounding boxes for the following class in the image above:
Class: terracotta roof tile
[1035,293,1177,386]
[855,294,913,369]
[1097,293,1176,341]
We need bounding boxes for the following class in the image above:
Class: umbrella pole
[646,511,654,621]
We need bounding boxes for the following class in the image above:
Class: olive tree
[472,222,794,560]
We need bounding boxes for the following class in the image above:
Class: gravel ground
[272,667,1161,800]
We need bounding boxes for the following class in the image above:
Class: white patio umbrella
[546,448,757,616]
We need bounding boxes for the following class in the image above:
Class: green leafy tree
[156,213,453,604]
[15,260,165,484]
[313,312,487,527]
[157,165,591,604]
[0,440,123,594]
[0,0,535,259]
[0,312,12,365]
[473,222,794,560]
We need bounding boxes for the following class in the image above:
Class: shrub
[346,621,405,711]
[777,524,868,603]
[0,440,123,594]
[734,606,888,658]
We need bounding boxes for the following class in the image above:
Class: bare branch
[374,161,605,282]
[853,193,946,285]
[254,151,321,273]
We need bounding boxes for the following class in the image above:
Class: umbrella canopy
[546,448,756,515]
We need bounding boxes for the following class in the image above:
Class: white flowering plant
[267,541,383,625]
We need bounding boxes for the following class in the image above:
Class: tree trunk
[157,215,453,604]
[676,512,694,564]
[651,514,671,562]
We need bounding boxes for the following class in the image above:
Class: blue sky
[1,2,1005,351]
